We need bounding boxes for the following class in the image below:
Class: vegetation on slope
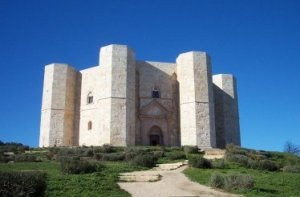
[184,145,300,197]
[0,143,188,196]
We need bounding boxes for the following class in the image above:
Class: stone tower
[39,64,78,147]
[177,52,216,148]
[99,45,136,146]
[213,74,240,148]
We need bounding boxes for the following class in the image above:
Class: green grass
[184,163,300,197]
[0,161,145,197]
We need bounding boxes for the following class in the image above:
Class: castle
[39,44,240,148]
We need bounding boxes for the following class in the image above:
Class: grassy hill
[184,149,300,197]
[0,143,299,197]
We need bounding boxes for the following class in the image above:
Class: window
[152,88,160,98]
[87,92,93,104]
[88,121,92,130]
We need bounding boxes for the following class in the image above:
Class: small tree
[284,141,300,156]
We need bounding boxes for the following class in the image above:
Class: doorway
[149,126,163,146]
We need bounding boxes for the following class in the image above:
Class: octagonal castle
[39,44,240,148]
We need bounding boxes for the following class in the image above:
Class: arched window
[87,92,93,104]
[152,87,160,98]
[88,121,92,130]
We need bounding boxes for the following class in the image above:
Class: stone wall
[79,66,111,146]
[137,61,179,146]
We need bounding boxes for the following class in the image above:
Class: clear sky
[0,0,299,151]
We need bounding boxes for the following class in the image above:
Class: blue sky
[0,0,299,151]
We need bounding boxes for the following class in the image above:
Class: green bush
[183,146,198,154]
[100,144,114,153]
[211,159,225,169]
[224,174,254,191]
[165,151,186,160]
[84,148,94,157]
[125,152,138,161]
[247,158,260,169]
[225,153,249,166]
[0,171,47,197]
[164,146,183,152]
[101,153,125,161]
[282,165,300,173]
[258,160,278,171]
[124,147,153,162]
[14,154,40,162]
[131,154,157,168]
[60,157,104,174]
[210,173,224,188]
[0,141,30,154]
[93,153,103,160]
[188,155,211,168]
[153,151,165,159]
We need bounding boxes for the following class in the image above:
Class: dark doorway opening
[149,126,163,146]
[150,134,160,146]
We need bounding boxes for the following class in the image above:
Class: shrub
[153,151,165,159]
[165,151,186,160]
[0,142,30,154]
[0,171,47,197]
[58,148,77,156]
[125,151,138,161]
[100,144,114,153]
[165,146,183,152]
[124,147,151,162]
[282,165,300,173]
[14,154,40,162]
[46,151,55,160]
[247,159,260,169]
[93,153,103,160]
[225,153,249,166]
[60,157,104,174]
[131,154,157,168]
[101,153,125,161]
[84,148,94,157]
[211,159,225,169]
[188,155,211,168]
[210,173,224,188]
[258,160,278,171]
[224,174,254,191]
[183,146,198,154]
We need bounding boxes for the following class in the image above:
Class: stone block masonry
[39,44,241,148]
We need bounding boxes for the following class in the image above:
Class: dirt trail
[118,163,241,197]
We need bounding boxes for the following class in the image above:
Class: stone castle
[39,44,240,148]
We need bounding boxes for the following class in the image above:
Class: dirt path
[118,163,241,197]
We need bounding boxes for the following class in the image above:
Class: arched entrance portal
[149,126,163,146]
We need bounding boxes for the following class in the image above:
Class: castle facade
[39,44,240,148]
